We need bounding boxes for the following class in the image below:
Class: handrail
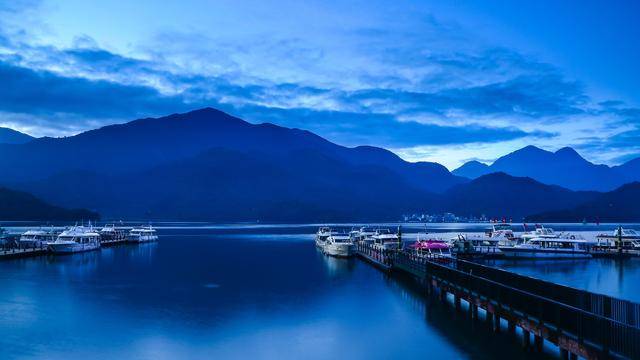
[393,251,640,359]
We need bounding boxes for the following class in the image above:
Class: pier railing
[393,251,640,359]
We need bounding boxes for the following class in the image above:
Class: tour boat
[316,227,332,248]
[499,237,591,259]
[324,232,355,257]
[484,223,519,246]
[457,234,503,256]
[411,234,452,258]
[127,225,158,243]
[19,228,57,248]
[99,224,127,242]
[350,227,376,243]
[372,229,400,250]
[595,227,640,250]
[521,224,558,242]
[48,226,101,254]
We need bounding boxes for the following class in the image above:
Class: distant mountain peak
[452,160,491,179]
[0,127,34,145]
[555,146,583,159]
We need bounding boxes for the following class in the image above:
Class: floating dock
[355,244,640,359]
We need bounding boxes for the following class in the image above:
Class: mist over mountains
[0,107,638,221]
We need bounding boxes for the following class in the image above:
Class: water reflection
[1,227,639,359]
[316,250,356,278]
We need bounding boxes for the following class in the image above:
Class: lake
[0,223,638,359]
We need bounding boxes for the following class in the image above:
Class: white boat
[521,224,558,242]
[595,227,640,250]
[316,227,332,248]
[99,224,127,242]
[372,229,400,251]
[499,237,591,259]
[128,226,158,243]
[19,228,57,248]
[350,227,376,243]
[48,226,101,254]
[458,234,503,256]
[324,233,354,257]
[483,223,519,246]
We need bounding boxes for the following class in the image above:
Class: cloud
[0,60,200,121]
[0,2,638,166]
[228,104,555,148]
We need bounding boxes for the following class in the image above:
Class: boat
[411,234,452,258]
[372,229,400,251]
[456,234,503,257]
[48,226,101,254]
[485,223,518,246]
[324,232,355,257]
[19,228,58,248]
[595,227,640,251]
[127,225,158,243]
[499,236,591,259]
[316,227,332,248]
[521,224,558,242]
[350,227,376,243]
[99,224,127,243]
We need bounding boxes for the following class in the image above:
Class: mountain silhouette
[453,145,638,191]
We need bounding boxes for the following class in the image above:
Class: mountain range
[0,107,638,222]
[0,127,34,145]
[453,145,640,192]
[0,187,97,221]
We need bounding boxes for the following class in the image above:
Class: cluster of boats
[15,223,158,254]
[316,223,640,260]
[315,226,401,257]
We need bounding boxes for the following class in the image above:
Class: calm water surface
[0,224,638,359]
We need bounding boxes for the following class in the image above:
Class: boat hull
[499,247,591,259]
[324,243,354,257]
[128,235,158,243]
[48,242,100,254]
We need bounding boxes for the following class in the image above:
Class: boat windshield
[494,224,511,231]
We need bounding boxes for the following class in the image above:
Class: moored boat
[594,227,640,251]
[48,226,101,254]
[350,227,376,243]
[499,236,591,259]
[316,227,332,249]
[99,224,127,243]
[128,225,158,243]
[372,229,400,251]
[456,234,503,257]
[411,234,452,258]
[19,228,58,248]
[324,232,355,257]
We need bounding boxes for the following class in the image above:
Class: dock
[0,247,48,259]
[355,245,640,359]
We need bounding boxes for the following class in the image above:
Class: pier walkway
[355,243,640,359]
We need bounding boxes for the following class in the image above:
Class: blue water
[0,224,638,359]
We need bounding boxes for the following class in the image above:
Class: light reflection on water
[0,226,638,359]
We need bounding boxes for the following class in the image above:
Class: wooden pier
[355,244,640,359]
[0,247,48,259]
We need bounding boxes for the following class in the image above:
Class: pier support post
[569,352,577,360]
[486,311,494,329]
[471,304,478,320]
[522,330,530,348]
[560,348,569,359]
[534,335,543,352]
[508,320,515,334]
[439,288,446,303]
[494,314,501,333]
[454,295,461,311]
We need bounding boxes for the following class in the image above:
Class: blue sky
[0,0,639,169]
